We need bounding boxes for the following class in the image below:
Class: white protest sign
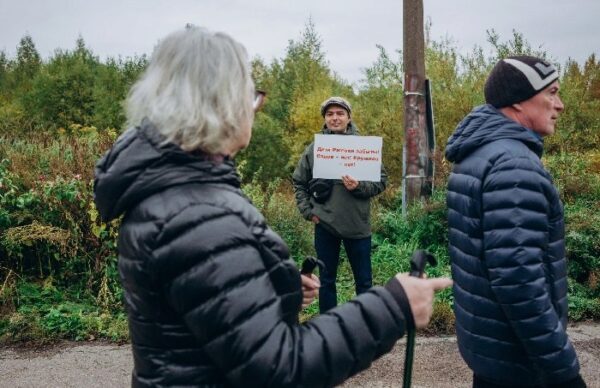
[313,134,383,181]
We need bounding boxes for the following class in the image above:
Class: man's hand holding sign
[342,175,358,191]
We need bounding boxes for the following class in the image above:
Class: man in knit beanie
[445,56,586,387]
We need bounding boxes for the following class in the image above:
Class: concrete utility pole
[402,0,434,215]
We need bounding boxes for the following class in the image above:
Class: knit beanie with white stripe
[484,55,559,108]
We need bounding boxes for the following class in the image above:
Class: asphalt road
[1,323,599,387]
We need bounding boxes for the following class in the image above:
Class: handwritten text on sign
[313,134,383,181]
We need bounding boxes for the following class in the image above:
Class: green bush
[1,142,599,342]
[0,279,128,343]
[545,152,600,202]
[568,281,600,320]
[0,26,599,342]
[242,176,313,262]
[564,200,600,291]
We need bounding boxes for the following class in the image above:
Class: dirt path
[1,323,599,387]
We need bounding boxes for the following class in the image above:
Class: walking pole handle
[300,256,324,275]
[409,250,437,277]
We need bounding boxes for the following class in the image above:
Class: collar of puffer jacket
[445,104,544,163]
[93,119,240,222]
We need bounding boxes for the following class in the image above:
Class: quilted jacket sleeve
[160,205,407,388]
[481,156,579,383]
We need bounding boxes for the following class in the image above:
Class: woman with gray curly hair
[94,26,451,387]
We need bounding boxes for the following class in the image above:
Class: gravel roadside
[1,323,599,388]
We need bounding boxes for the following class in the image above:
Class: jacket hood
[445,104,544,163]
[93,119,240,221]
[321,121,359,135]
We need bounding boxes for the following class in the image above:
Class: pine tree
[14,34,41,95]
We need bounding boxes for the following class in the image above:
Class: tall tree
[13,34,41,95]
[0,50,9,97]
[551,54,600,152]
[486,29,548,61]
[355,46,404,183]
[258,19,351,168]
[22,37,98,129]
[263,18,332,127]
[287,20,352,161]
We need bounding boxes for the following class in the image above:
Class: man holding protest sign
[293,96,387,313]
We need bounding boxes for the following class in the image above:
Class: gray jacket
[292,123,387,239]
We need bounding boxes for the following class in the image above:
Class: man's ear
[511,103,524,112]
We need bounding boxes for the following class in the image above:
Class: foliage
[354,46,405,182]
[23,40,97,129]
[13,34,42,97]
[568,281,600,321]
[486,29,549,61]
[563,199,600,297]
[254,19,353,174]
[0,279,128,343]
[238,113,290,182]
[371,189,451,285]
[0,24,599,343]
[0,35,145,134]
[242,176,313,261]
[0,129,122,343]
[548,55,600,153]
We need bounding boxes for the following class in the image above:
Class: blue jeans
[314,224,372,313]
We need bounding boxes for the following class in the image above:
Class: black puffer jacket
[94,120,412,387]
[445,105,580,386]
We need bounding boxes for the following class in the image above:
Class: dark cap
[320,96,352,117]
[484,55,559,108]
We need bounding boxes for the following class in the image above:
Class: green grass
[0,278,128,344]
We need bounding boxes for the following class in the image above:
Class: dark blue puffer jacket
[93,120,411,387]
[445,105,580,386]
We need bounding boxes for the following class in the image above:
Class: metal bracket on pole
[404,91,425,97]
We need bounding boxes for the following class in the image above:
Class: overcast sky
[1,0,599,84]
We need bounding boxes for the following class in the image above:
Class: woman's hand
[301,274,320,308]
[394,274,453,328]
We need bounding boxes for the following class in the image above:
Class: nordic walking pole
[403,250,437,388]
